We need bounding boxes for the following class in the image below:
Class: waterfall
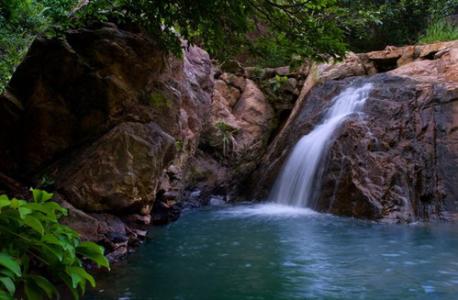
[269,83,373,207]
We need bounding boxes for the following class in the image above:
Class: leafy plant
[175,140,184,152]
[215,121,239,157]
[271,75,289,93]
[0,0,79,93]
[0,189,109,300]
[341,0,458,51]
[419,19,458,44]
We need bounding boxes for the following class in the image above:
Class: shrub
[0,189,109,300]
[419,20,458,44]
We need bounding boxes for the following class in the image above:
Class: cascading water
[269,83,373,207]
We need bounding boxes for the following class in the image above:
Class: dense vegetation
[1,0,458,92]
[419,19,458,44]
[344,0,458,51]
[0,189,109,299]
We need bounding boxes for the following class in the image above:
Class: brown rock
[274,66,290,76]
[55,122,175,212]
[220,73,246,91]
[417,41,458,58]
[0,23,214,249]
[214,80,240,107]
[318,52,367,81]
[233,79,274,150]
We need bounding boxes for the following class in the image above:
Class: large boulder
[0,23,212,211]
[0,23,213,252]
[55,122,175,212]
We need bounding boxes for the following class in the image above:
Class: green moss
[175,139,184,152]
[149,91,171,109]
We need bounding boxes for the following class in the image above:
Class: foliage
[0,189,109,300]
[215,121,239,157]
[0,0,78,93]
[175,140,184,152]
[271,75,290,93]
[419,19,458,44]
[1,0,458,92]
[74,0,358,65]
[0,0,374,88]
[342,0,458,51]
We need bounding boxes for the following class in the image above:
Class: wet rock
[106,246,128,262]
[209,195,226,206]
[151,199,181,225]
[124,213,152,225]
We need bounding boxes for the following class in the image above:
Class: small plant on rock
[215,121,239,157]
[0,189,110,300]
[271,75,289,93]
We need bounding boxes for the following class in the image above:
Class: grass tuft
[419,20,458,44]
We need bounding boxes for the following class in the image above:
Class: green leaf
[77,242,110,269]
[18,207,32,219]
[0,195,10,211]
[0,190,105,299]
[24,203,57,222]
[27,275,57,299]
[61,274,80,300]
[65,267,83,289]
[66,266,96,288]
[0,254,21,277]
[42,234,63,247]
[77,242,104,255]
[0,276,15,295]
[0,290,13,300]
[31,189,54,203]
[83,252,110,270]
[41,245,64,262]
[0,269,14,278]
[24,280,43,300]
[24,215,44,236]
[10,198,27,209]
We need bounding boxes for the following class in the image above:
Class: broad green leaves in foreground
[0,189,110,299]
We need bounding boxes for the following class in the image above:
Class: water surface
[87,204,458,300]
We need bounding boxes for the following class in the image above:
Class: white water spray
[269,83,373,207]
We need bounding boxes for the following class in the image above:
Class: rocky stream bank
[0,23,457,259]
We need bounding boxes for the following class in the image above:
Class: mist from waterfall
[269,83,373,207]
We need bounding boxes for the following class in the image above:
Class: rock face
[0,23,213,256]
[56,122,175,212]
[251,42,458,222]
[187,72,276,202]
